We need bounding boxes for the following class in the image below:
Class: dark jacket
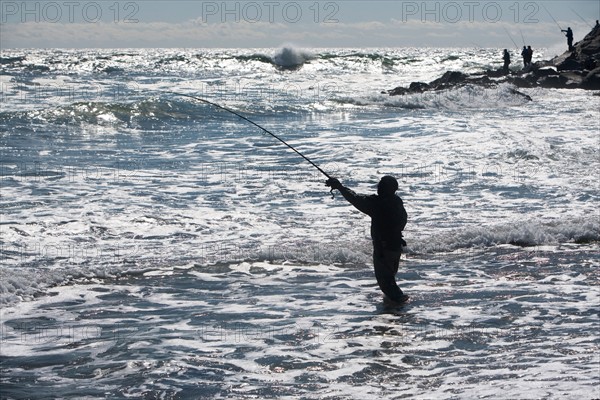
[337,186,407,251]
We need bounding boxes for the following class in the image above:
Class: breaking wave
[271,46,314,69]
[335,83,534,110]
[1,216,596,306]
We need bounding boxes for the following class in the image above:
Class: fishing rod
[519,29,526,46]
[168,92,335,191]
[541,3,563,31]
[503,27,520,50]
[570,7,592,29]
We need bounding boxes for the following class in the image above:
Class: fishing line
[570,7,592,29]
[503,27,520,50]
[541,3,563,31]
[166,91,335,194]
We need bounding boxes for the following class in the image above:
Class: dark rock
[387,86,408,96]
[408,82,429,92]
[561,70,585,84]
[557,58,583,71]
[582,56,597,70]
[532,67,559,78]
[577,27,600,57]
[430,71,468,87]
[519,73,542,85]
[486,69,506,78]
[581,67,600,90]
[538,75,569,88]
[508,76,534,88]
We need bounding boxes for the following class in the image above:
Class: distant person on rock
[503,49,511,74]
[521,46,528,68]
[326,176,409,304]
[561,27,574,51]
[526,46,533,66]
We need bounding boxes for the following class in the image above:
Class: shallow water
[2,245,598,398]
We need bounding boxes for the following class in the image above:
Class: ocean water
[0,47,599,399]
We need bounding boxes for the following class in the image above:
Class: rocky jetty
[387,25,600,97]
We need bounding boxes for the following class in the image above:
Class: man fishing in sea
[176,93,411,304]
[326,176,409,304]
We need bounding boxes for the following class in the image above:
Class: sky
[1,1,599,48]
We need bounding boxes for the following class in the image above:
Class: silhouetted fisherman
[561,27,574,51]
[503,49,511,74]
[526,46,533,66]
[521,46,528,67]
[326,176,409,304]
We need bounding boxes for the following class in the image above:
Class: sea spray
[271,46,314,69]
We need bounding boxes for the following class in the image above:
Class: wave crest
[410,217,600,255]
[0,98,209,128]
[271,46,314,70]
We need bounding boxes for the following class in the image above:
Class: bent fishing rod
[503,27,520,50]
[570,7,592,29]
[167,92,335,193]
[541,3,563,31]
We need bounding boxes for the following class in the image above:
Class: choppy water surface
[1,47,599,398]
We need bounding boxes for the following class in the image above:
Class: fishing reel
[325,177,342,199]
